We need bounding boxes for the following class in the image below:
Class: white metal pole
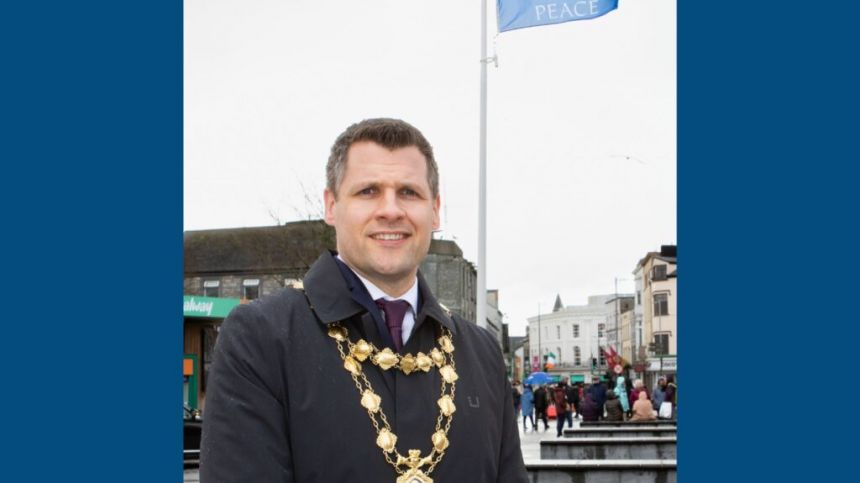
[476,0,488,330]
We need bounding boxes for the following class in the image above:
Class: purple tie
[375,299,410,352]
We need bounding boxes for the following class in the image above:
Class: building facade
[604,295,634,358]
[485,289,504,349]
[636,245,677,387]
[526,294,616,382]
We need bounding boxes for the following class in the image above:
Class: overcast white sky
[184,0,676,337]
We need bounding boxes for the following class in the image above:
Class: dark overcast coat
[200,251,528,482]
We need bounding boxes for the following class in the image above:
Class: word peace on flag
[497,0,619,33]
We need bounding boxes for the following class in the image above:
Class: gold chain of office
[328,324,458,483]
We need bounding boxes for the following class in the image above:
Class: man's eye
[400,188,418,197]
[358,187,377,196]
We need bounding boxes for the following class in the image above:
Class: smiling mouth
[371,233,408,241]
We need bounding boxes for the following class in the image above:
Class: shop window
[243,279,260,300]
[203,280,220,297]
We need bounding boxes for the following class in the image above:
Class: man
[201,118,528,482]
[565,378,580,423]
[587,376,607,420]
[651,376,667,415]
[533,384,549,431]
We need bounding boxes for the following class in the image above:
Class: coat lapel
[304,251,395,396]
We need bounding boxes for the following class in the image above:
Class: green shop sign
[183,295,241,318]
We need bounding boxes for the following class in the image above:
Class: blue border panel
[681,2,859,482]
[2,2,182,481]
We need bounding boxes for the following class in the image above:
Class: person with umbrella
[520,385,535,431]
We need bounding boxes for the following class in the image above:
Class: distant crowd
[512,375,677,437]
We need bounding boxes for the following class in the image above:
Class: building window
[203,280,220,297]
[637,291,641,305]
[651,264,667,282]
[243,279,260,300]
[557,347,562,362]
[598,348,606,366]
[598,323,605,338]
[654,333,670,355]
[572,324,580,338]
[653,293,669,316]
[574,346,581,366]
[556,325,560,339]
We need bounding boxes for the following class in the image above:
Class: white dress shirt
[337,256,418,346]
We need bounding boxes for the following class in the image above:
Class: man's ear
[324,189,336,226]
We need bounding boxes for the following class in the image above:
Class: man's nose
[375,190,405,219]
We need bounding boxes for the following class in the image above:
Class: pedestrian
[557,380,574,429]
[553,382,570,437]
[629,378,648,410]
[201,118,528,482]
[630,391,657,421]
[579,393,601,422]
[521,385,535,431]
[533,384,550,431]
[604,389,625,421]
[615,375,630,416]
[588,376,607,420]
[651,376,666,414]
[663,375,677,419]
[565,378,580,424]
[577,383,585,418]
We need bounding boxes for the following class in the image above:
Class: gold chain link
[332,324,456,478]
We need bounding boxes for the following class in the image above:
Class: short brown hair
[326,118,439,199]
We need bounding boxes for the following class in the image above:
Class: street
[183,415,574,481]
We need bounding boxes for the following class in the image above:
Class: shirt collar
[336,255,418,315]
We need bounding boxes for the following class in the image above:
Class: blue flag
[497,0,619,32]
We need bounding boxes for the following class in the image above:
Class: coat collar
[303,251,456,334]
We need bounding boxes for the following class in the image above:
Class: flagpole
[476,0,488,330]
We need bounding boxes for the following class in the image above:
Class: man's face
[325,141,440,295]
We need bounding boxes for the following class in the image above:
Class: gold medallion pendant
[396,450,434,483]
[328,323,457,483]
